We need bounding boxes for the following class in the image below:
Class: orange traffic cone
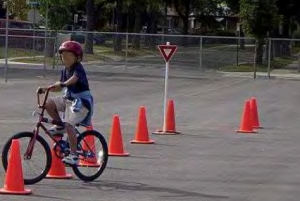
[46,137,73,179]
[79,124,102,167]
[108,115,129,156]
[237,100,257,133]
[153,99,180,135]
[131,106,155,144]
[0,139,32,195]
[250,97,262,129]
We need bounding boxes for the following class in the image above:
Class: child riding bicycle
[40,41,93,165]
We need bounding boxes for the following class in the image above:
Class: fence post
[253,40,257,79]
[43,0,49,76]
[297,52,300,73]
[199,37,203,71]
[267,38,272,79]
[52,30,58,70]
[236,36,239,66]
[125,33,129,72]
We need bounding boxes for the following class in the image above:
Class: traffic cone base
[46,173,73,179]
[130,139,155,144]
[253,125,263,129]
[0,188,32,195]
[236,129,257,133]
[0,139,32,195]
[109,152,130,157]
[152,129,181,135]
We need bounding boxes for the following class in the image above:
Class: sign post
[157,42,177,132]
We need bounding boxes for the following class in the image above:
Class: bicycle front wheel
[72,130,108,181]
[2,132,52,185]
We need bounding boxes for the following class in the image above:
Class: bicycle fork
[24,127,40,160]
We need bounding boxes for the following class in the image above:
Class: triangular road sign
[158,45,178,63]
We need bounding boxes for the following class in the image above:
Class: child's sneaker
[62,153,79,165]
[48,125,66,136]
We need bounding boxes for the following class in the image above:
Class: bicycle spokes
[78,135,100,167]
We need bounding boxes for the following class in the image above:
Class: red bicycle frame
[24,86,65,159]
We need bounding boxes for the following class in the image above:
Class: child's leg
[62,105,88,165]
[45,96,66,123]
[65,105,89,152]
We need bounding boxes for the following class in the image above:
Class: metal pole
[33,5,36,59]
[236,31,240,66]
[267,39,271,79]
[253,40,257,79]
[4,0,9,83]
[199,37,202,71]
[43,0,49,76]
[298,52,300,73]
[125,33,128,72]
[163,41,170,132]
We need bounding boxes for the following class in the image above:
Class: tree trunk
[114,0,123,52]
[133,11,141,49]
[145,12,158,48]
[255,39,264,65]
[85,0,94,54]
[176,0,190,46]
[240,30,245,49]
[182,0,190,35]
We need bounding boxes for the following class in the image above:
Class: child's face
[61,51,76,68]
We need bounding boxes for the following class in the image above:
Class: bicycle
[1,86,108,185]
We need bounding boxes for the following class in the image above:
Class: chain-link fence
[1,30,300,81]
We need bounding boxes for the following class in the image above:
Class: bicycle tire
[72,130,108,181]
[2,132,52,185]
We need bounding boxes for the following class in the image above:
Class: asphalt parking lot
[1,67,300,201]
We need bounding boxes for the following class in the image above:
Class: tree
[193,0,226,32]
[276,0,300,37]
[239,0,278,64]
[172,0,192,34]
[0,1,5,19]
[39,0,73,30]
[85,0,95,54]
[7,0,29,20]
[225,0,240,13]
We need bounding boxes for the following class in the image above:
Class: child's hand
[36,87,46,94]
[49,82,63,92]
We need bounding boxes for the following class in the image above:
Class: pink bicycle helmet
[58,40,83,61]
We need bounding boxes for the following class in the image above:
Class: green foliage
[38,0,75,30]
[239,0,279,38]
[8,0,29,20]
[193,0,224,16]
[225,0,240,13]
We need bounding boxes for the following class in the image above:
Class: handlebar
[37,86,55,108]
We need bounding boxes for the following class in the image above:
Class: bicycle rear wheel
[72,130,108,181]
[2,132,52,185]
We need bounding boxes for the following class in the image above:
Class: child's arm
[60,75,78,87]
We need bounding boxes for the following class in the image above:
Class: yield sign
[158,45,178,63]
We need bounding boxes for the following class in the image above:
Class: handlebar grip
[37,87,45,94]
